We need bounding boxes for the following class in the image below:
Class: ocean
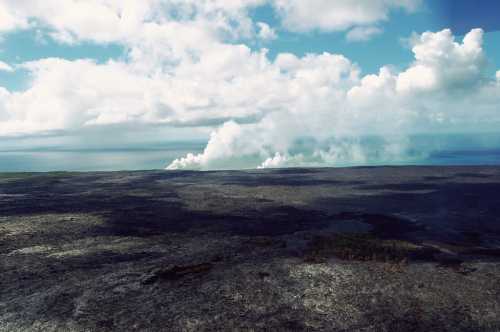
[1,135,500,172]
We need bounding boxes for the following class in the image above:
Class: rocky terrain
[1,166,500,331]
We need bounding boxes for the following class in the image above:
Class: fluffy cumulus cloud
[0,0,267,43]
[256,22,277,41]
[0,0,419,44]
[0,1,499,169]
[0,60,13,72]
[273,0,420,33]
[396,29,486,93]
[168,28,500,170]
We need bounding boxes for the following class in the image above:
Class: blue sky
[0,31,123,91]
[1,0,500,170]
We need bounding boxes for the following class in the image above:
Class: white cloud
[346,26,383,42]
[0,2,27,32]
[0,27,497,170]
[396,29,486,94]
[0,0,422,44]
[272,0,420,33]
[0,86,10,121]
[257,22,277,41]
[0,0,498,170]
[0,0,266,44]
[0,0,150,43]
[0,60,13,72]
[0,42,282,136]
[167,28,500,170]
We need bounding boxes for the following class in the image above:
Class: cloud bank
[168,28,500,169]
[0,1,499,170]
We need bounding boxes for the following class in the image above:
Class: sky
[0,0,500,171]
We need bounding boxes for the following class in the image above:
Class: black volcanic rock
[1,166,500,331]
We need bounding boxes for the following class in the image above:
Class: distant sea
[1,135,500,172]
[0,144,205,172]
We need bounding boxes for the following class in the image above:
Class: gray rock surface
[1,167,500,331]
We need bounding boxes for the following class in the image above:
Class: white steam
[168,29,499,170]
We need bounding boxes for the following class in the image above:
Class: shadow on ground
[1,166,500,331]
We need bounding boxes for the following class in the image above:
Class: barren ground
[1,166,500,331]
